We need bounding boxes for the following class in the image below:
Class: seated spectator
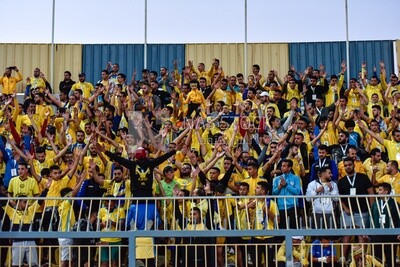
[276,236,309,266]
[310,236,339,267]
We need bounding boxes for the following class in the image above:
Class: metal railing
[1,194,399,266]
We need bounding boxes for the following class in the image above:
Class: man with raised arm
[96,144,176,228]
[0,66,22,95]
[359,122,400,164]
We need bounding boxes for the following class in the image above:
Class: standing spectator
[306,167,339,229]
[98,196,126,267]
[100,145,176,228]
[310,145,339,182]
[0,134,22,188]
[248,181,278,267]
[181,207,214,267]
[337,146,366,179]
[157,67,173,93]
[59,71,75,95]
[107,62,120,86]
[363,148,386,183]
[304,75,329,107]
[372,160,400,203]
[370,182,400,267]
[337,157,374,263]
[360,122,400,166]
[25,68,47,99]
[7,162,39,198]
[233,182,251,267]
[0,66,22,95]
[2,179,51,267]
[70,73,95,99]
[272,159,301,229]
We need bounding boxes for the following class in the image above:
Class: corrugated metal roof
[82,44,185,84]
[185,43,289,79]
[289,41,395,81]
[0,44,82,93]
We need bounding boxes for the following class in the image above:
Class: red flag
[259,116,266,135]
[238,116,247,137]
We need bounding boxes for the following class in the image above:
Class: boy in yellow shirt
[183,80,206,118]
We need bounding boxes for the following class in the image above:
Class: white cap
[260,91,269,97]
[292,236,304,240]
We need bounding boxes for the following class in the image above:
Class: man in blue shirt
[310,236,339,266]
[272,159,301,229]
[310,145,339,182]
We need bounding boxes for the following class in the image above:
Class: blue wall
[82,41,394,85]
[82,44,185,84]
[289,40,394,82]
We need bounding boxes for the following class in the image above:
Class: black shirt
[59,80,76,95]
[338,173,373,213]
[105,150,176,201]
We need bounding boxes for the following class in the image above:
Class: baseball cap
[260,91,269,97]
[135,147,147,160]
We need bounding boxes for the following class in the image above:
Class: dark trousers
[371,236,398,267]
[279,207,297,229]
[0,241,9,267]
[249,237,275,267]
[41,207,59,262]
[187,103,201,118]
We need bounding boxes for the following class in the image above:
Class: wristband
[317,257,328,263]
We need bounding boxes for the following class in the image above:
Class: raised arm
[357,120,384,145]
[26,152,41,182]
[44,88,64,108]
[7,136,28,162]
[89,158,104,186]
[96,129,119,148]
[53,141,72,163]
[311,122,328,147]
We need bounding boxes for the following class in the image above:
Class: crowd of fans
[1,59,400,267]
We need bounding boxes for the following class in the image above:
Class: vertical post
[128,235,136,267]
[345,0,350,85]
[144,0,148,69]
[51,0,56,89]
[244,0,248,78]
[393,41,398,75]
[285,234,293,266]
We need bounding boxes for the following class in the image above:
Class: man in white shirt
[306,167,339,229]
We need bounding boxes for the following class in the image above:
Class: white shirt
[306,180,339,214]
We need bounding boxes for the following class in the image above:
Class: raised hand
[94,143,105,153]
[361,61,367,68]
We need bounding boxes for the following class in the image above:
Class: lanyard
[316,107,322,115]
[380,200,388,212]
[319,158,326,168]
[346,173,356,187]
[340,145,348,155]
